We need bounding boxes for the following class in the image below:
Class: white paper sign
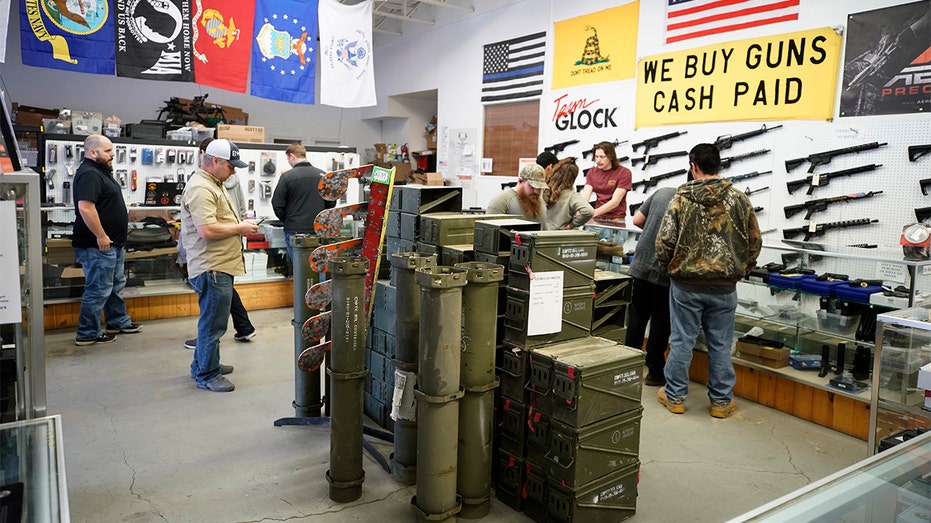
[527,271,563,336]
[0,201,21,323]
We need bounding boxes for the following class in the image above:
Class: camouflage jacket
[655,177,761,284]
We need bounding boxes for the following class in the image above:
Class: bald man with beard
[485,163,548,226]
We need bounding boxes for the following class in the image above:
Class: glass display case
[733,241,931,398]
[728,428,931,522]
[0,415,70,522]
[871,305,931,455]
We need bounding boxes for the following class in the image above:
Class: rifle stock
[909,144,931,162]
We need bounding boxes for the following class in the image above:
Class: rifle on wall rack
[631,168,687,193]
[543,139,580,155]
[908,144,931,162]
[714,124,783,151]
[630,150,688,170]
[724,170,772,183]
[631,131,687,155]
[785,142,887,173]
[720,149,770,170]
[783,218,879,241]
[783,191,884,220]
[786,163,882,195]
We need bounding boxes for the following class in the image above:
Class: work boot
[657,388,685,414]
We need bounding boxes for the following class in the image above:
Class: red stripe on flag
[668,0,800,31]
[668,0,752,19]
[666,13,799,44]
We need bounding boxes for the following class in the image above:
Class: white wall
[372,0,931,249]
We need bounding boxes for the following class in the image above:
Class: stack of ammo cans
[384,185,464,259]
[364,279,398,430]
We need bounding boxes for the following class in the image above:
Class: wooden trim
[689,351,869,440]
[44,280,294,330]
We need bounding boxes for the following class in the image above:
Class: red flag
[192,1,256,93]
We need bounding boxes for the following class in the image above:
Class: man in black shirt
[72,134,141,345]
[271,143,334,263]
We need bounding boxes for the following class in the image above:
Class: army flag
[319,0,376,108]
[551,2,639,90]
[192,0,255,93]
[115,0,194,81]
[20,0,116,74]
[250,0,318,104]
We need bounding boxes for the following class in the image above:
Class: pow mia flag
[116,0,194,81]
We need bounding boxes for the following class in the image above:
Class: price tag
[811,173,821,186]
[808,221,817,233]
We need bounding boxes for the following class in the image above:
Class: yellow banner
[552,1,639,90]
[635,27,841,128]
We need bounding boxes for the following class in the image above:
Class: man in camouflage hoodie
[655,143,762,418]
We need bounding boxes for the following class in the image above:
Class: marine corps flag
[192,0,255,93]
[250,0,318,104]
[115,0,194,82]
[20,0,116,74]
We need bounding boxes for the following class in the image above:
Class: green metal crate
[548,407,642,488]
[552,344,644,428]
[420,213,512,246]
[509,230,597,289]
[474,218,542,254]
[527,337,620,415]
[503,284,595,349]
[547,461,639,523]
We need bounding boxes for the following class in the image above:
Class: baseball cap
[518,163,548,190]
[205,139,248,168]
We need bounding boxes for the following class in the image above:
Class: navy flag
[20,0,115,74]
[250,0,318,104]
[115,0,193,81]
[481,31,546,104]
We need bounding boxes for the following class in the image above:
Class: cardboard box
[46,238,75,265]
[736,340,790,369]
[13,104,59,126]
[388,161,412,182]
[217,124,265,143]
[426,130,437,149]
[412,172,444,186]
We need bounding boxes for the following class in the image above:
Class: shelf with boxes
[735,242,931,385]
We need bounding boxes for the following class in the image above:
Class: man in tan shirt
[180,139,259,392]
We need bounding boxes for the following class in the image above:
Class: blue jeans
[285,231,297,266]
[664,281,738,403]
[74,247,132,340]
[189,271,233,385]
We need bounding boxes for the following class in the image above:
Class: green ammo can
[551,344,644,428]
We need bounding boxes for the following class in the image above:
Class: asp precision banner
[635,27,842,128]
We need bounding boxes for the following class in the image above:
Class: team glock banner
[551,1,639,90]
[635,27,842,128]
[116,0,194,81]
[192,0,255,93]
[840,1,931,118]
[20,0,116,74]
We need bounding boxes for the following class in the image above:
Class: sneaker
[657,388,685,414]
[105,323,142,334]
[234,331,256,342]
[197,375,235,392]
[184,338,197,350]
[711,399,736,419]
[75,332,117,346]
[644,373,666,387]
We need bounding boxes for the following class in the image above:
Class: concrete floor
[44,306,868,522]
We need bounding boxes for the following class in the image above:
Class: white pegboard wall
[41,137,360,223]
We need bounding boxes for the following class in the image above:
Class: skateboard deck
[305,279,332,311]
[301,311,331,345]
[308,238,363,273]
[314,202,368,239]
[318,164,375,202]
[297,341,330,372]
[359,166,395,319]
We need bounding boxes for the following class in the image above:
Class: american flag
[481,32,546,104]
[666,0,800,45]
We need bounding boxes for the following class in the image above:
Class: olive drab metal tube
[454,262,504,519]
[326,256,369,503]
[411,266,467,523]
[389,252,436,485]
[291,234,322,417]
